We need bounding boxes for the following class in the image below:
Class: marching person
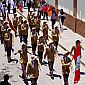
[1,24,6,44]
[29,16,35,32]
[40,0,45,6]
[34,16,40,35]
[15,43,28,79]
[70,40,82,63]
[1,22,9,44]
[37,36,44,65]
[23,0,26,7]
[4,28,13,63]
[52,26,60,51]
[44,42,57,79]
[18,16,23,43]
[6,0,11,14]
[58,9,65,33]
[31,28,38,55]
[61,52,72,85]
[51,8,57,29]
[2,4,6,21]
[2,0,6,7]
[27,55,40,85]
[26,0,31,12]
[3,21,9,32]
[70,40,84,84]
[32,0,36,11]
[42,22,48,43]
[0,19,3,40]
[12,13,18,37]
[42,3,48,20]
[0,2,3,16]
[37,0,42,19]
[12,0,16,14]
[21,20,28,44]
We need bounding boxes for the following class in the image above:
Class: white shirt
[0,2,2,8]
[6,0,11,6]
[26,0,30,3]
[12,1,16,8]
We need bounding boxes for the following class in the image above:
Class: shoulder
[72,46,75,49]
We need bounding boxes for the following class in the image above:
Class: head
[52,7,55,12]
[43,22,47,25]
[44,2,47,6]
[32,27,36,33]
[4,74,9,81]
[1,20,4,24]
[19,16,23,20]
[24,20,27,24]
[4,22,8,26]
[31,55,35,60]
[8,28,11,33]
[76,40,81,46]
[39,36,43,43]
[55,26,58,31]
[22,44,26,49]
[14,13,17,17]
[61,9,63,12]
[49,42,54,50]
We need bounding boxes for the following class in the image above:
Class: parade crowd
[0,0,82,85]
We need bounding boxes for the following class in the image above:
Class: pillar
[73,0,77,33]
[55,0,58,14]
[73,0,77,17]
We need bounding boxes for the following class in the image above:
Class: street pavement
[0,6,85,85]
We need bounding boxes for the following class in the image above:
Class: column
[55,0,58,14]
[73,0,77,17]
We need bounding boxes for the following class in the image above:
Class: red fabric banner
[7,14,16,32]
[73,43,81,84]
[73,44,81,60]
[74,68,80,84]
[19,3,22,13]
[48,6,52,16]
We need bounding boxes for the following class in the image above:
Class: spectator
[58,9,65,33]
[26,0,31,12]
[0,74,11,85]
[51,8,57,29]
[12,0,16,14]
[42,3,48,20]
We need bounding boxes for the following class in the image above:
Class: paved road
[0,7,85,85]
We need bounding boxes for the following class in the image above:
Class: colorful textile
[7,14,17,32]
[73,44,81,84]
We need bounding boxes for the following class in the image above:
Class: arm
[14,50,21,55]
[54,48,58,58]
[44,48,47,59]
[81,45,84,50]
[70,46,74,54]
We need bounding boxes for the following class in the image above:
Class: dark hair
[4,74,9,81]
[60,9,64,15]
[76,40,81,44]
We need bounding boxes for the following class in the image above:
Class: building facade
[45,0,85,37]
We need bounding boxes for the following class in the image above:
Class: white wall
[58,0,73,15]
[77,0,85,21]
[45,0,55,7]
